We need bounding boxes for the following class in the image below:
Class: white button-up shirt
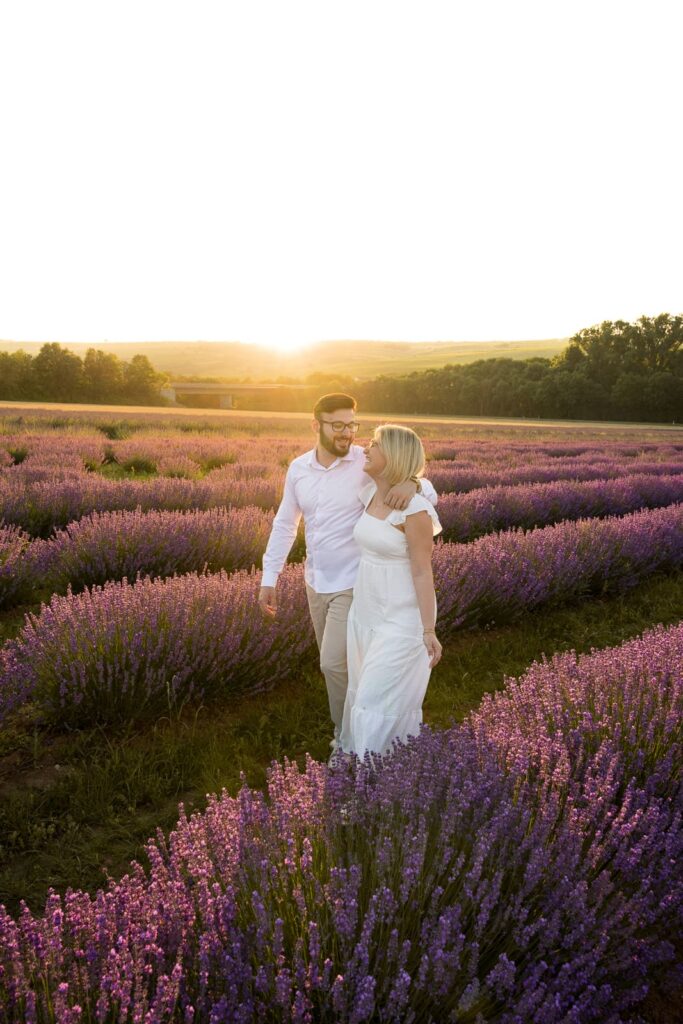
[262,444,438,593]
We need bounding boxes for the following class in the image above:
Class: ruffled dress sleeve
[387,494,442,536]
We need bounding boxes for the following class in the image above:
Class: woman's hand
[423,630,442,668]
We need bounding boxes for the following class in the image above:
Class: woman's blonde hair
[374,423,425,486]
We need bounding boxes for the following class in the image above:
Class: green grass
[0,607,31,646]
[1,570,681,917]
[91,461,158,480]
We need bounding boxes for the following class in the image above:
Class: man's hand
[259,586,277,617]
[384,478,418,510]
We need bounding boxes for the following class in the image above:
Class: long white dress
[339,483,442,759]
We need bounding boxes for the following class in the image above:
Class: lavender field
[0,409,682,1023]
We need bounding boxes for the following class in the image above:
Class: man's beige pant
[305,583,353,742]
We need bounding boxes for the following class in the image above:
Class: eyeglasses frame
[318,418,361,434]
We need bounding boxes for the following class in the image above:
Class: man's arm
[259,467,302,615]
[383,475,439,510]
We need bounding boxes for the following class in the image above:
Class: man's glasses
[319,419,361,434]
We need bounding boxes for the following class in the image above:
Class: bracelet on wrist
[423,628,436,635]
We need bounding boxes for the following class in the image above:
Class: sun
[244,332,310,354]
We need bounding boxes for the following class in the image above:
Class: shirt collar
[306,445,357,469]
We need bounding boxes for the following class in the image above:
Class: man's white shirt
[261,444,438,594]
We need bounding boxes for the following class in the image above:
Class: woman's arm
[404,510,442,667]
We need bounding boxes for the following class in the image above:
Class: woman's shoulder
[389,493,442,534]
[406,492,437,515]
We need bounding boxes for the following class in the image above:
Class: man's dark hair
[313,393,357,420]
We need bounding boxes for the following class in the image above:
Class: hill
[0,339,568,381]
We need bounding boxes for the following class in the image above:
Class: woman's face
[363,436,387,478]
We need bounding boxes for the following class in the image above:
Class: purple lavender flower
[0,623,680,1021]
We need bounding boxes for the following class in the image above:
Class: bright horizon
[1,1,681,354]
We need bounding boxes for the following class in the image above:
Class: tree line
[1,315,681,421]
[233,315,683,423]
[0,344,168,405]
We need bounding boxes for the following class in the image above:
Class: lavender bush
[1,431,106,469]
[425,440,683,461]
[471,622,683,940]
[433,502,683,633]
[35,506,275,593]
[156,455,203,478]
[0,566,314,726]
[438,472,683,541]
[0,471,285,536]
[427,458,683,495]
[0,623,680,1022]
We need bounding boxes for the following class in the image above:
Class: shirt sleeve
[420,476,438,507]
[388,494,442,536]
[261,465,303,587]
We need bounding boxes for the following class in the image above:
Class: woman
[338,424,442,761]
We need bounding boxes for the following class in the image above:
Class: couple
[258,393,442,763]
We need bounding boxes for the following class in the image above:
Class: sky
[1,0,681,353]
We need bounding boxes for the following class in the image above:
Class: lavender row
[0,432,299,474]
[2,473,682,610]
[425,438,683,461]
[0,471,285,536]
[471,622,683,802]
[437,471,683,541]
[4,458,683,540]
[1,622,680,1021]
[2,503,682,727]
[33,506,277,595]
[27,476,683,603]
[428,456,683,494]
[433,502,683,633]
[4,429,682,477]
[0,566,314,727]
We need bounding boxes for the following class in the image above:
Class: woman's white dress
[339,483,442,759]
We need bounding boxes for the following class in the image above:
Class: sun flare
[258,336,310,354]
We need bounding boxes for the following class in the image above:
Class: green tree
[31,343,84,401]
[122,354,167,404]
[82,348,124,402]
[534,374,564,418]
[643,372,683,423]
[611,372,650,421]
[556,320,632,390]
[627,313,683,373]
[0,350,34,399]
[555,313,683,388]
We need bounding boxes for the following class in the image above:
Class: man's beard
[319,432,352,457]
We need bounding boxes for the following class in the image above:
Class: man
[258,393,437,757]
